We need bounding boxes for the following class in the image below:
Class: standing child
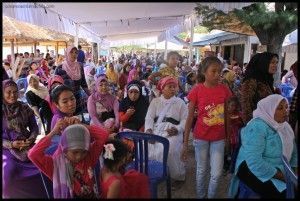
[225,96,244,173]
[181,56,232,198]
[101,139,150,198]
[28,121,109,198]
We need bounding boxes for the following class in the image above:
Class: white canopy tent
[3,3,254,43]
[3,2,254,63]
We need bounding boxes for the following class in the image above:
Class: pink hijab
[62,46,81,80]
[127,68,138,83]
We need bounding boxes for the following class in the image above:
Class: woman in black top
[25,74,52,134]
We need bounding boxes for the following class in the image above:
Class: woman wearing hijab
[54,45,90,115]
[119,80,149,131]
[222,69,236,92]
[145,76,187,184]
[127,68,139,84]
[118,64,130,90]
[28,123,109,198]
[84,66,96,92]
[25,74,53,134]
[87,75,119,133]
[106,62,118,87]
[240,52,279,124]
[2,79,48,198]
[45,75,64,114]
[228,94,297,198]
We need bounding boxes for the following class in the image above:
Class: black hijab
[119,80,149,130]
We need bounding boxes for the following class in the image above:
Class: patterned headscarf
[62,46,81,80]
[52,124,91,198]
[91,75,116,111]
[2,79,35,135]
[47,75,64,91]
[127,68,138,83]
[157,76,178,92]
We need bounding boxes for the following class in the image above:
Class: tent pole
[188,16,194,66]
[33,42,37,56]
[55,42,59,57]
[10,39,15,64]
[164,32,168,61]
[74,23,79,47]
[154,40,157,63]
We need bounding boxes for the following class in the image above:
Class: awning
[282,29,297,47]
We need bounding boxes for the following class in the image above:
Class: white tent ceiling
[42,3,197,41]
[3,3,254,45]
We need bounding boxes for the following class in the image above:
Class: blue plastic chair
[40,171,53,198]
[16,78,28,103]
[39,108,47,134]
[282,155,298,198]
[16,77,28,91]
[238,180,260,198]
[116,131,171,198]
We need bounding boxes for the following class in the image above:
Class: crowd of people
[2,45,298,198]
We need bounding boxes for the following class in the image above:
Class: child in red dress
[100,139,150,198]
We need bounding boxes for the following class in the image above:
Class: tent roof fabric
[3,3,255,44]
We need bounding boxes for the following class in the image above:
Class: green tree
[178,25,209,39]
[194,3,298,85]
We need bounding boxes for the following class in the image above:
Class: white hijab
[25,74,49,99]
[253,94,294,161]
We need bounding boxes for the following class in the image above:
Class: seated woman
[45,85,79,155]
[25,74,53,134]
[228,94,297,199]
[28,62,48,85]
[144,76,187,182]
[45,75,64,114]
[119,80,149,132]
[2,79,48,198]
[54,46,90,115]
[84,66,96,92]
[87,75,119,134]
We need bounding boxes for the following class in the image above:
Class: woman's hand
[50,118,68,136]
[180,146,188,162]
[274,170,286,182]
[166,127,178,136]
[65,116,81,126]
[12,139,32,150]
[126,108,135,116]
[145,129,153,134]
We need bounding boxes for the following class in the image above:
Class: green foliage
[111,45,146,53]
[194,3,298,34]
[177,25,209,39]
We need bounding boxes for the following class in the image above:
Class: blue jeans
[193,139,225,198]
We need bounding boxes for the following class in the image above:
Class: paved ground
[157,137,232,199]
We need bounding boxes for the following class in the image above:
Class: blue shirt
[228,118,297,197]
[77,49,85,63]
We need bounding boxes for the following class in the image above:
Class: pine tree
[194,3,298,85]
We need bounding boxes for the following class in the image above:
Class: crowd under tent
[3,2,253,64]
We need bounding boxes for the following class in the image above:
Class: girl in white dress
[145,76,187,182]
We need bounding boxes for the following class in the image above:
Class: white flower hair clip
[103,143,116,160]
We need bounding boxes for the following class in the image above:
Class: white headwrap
[253,94,294,161]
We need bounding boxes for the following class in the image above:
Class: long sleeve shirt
[28,125,109,180]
